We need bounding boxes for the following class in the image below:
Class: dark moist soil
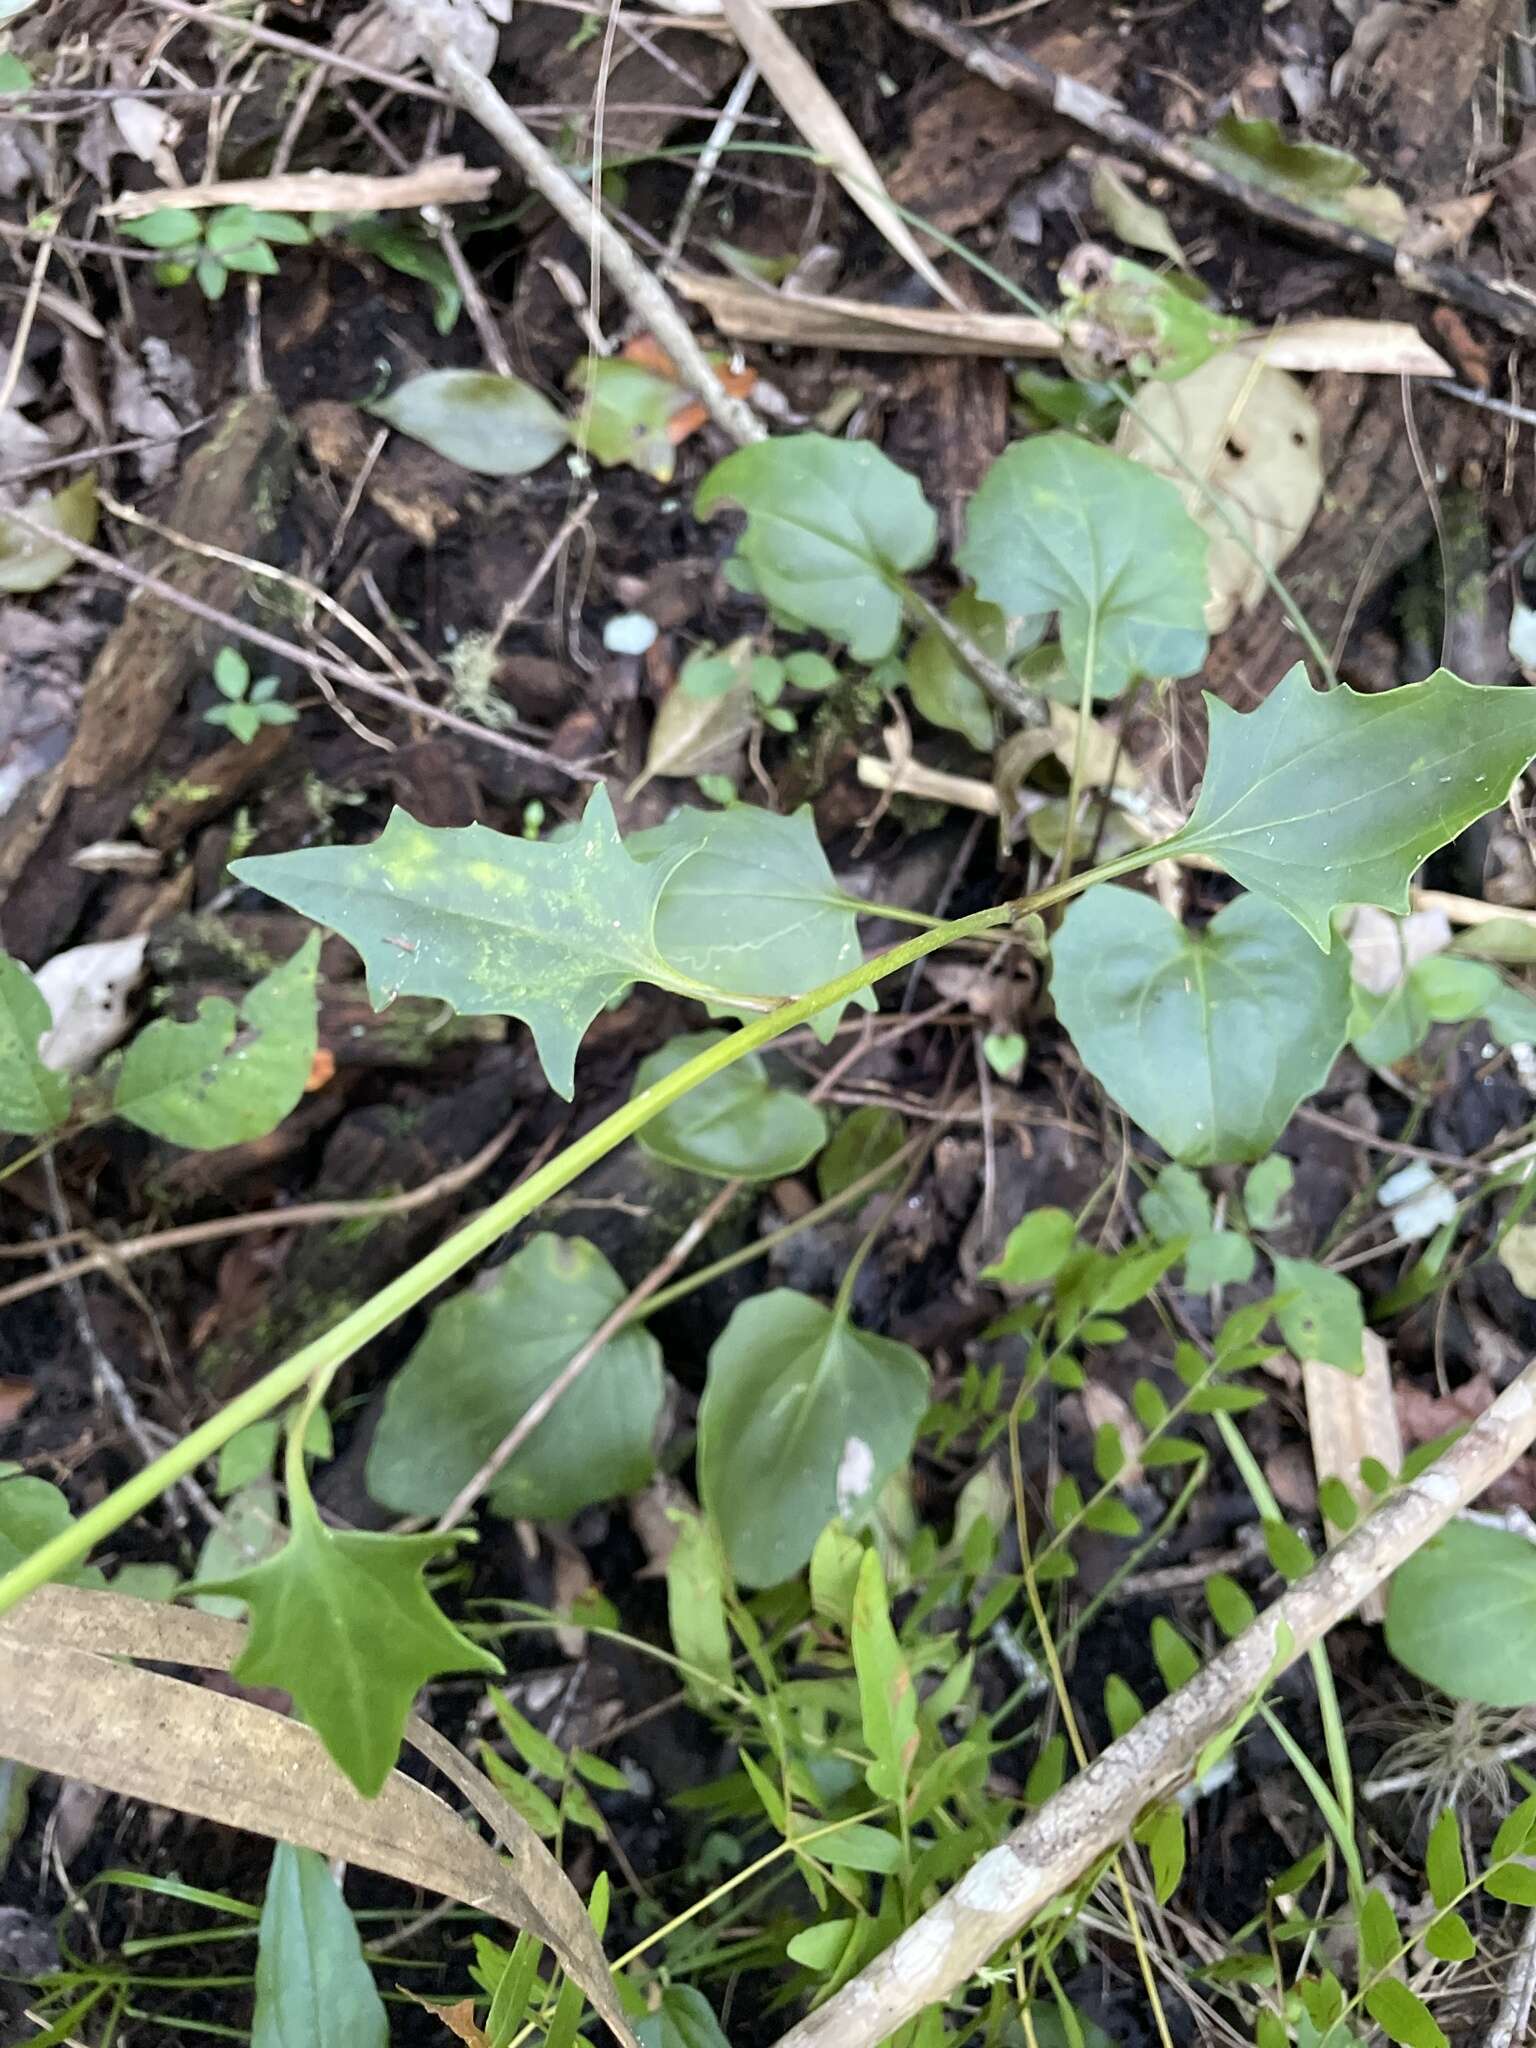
[5,0,1536,2042]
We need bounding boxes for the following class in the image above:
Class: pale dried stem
[767,1357,1536,2048]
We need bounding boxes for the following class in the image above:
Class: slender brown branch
[0,1119,525,1315]
[887,0,1536,342]
[384,0,765,448]
[768,1354,1536,2048]
[0,504,603,781]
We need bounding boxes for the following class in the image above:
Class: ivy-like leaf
[1172,666,1536,947]
[368,369,570,477]
[232,790,705,1099]
[366,1234,664,1524]
[695,433,936,662]
[956,433,1209,701]
[1272,1256,1364,1372]
[0,954,70,1135]
[197,1489,500,1797]
[112,935,319,1149]
[634,1030,828,1180]
[252,1844,387,2048]
[1053,887,1350,1164]
[1386,1520,1536,1709]
[632,803,872,1044]
[697,1290,929,1586]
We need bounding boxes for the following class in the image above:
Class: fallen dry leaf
[0,1586,639,2048]
[1117,350,1323,632]
[0,1378,35,1430]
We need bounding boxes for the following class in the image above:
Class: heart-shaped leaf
[695,433,936,662]
[252,1845,387,2048]
[634,1031,828,1180]
[956,433,1209,701]
[1052,886,1351,1163]
[368,370,570,477]
[632,803,872,1044]
[232,790,705,1099]
[0,954,70,1135]
[1386,1520,1536,1708]
[112,935,319,1149]
[1172,666,1536,946]
[697,1290,929,1587]
[197,1485,500,1798]
[366,1234,664,1524]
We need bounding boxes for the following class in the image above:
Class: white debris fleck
[835,1435,875,1517]
[602,611,658,656]
[1378,1160,1456,1241]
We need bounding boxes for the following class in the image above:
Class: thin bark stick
[768,1355,1536,2048]
[887,0,1536,342]
[387,0,764,448]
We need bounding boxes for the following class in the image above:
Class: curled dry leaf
[34,933,148,1076]
[1116,351,1322,632]
[0,1585,640,2048]
[0,471,99,596]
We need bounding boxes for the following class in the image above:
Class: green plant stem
[1055,611,1100,884]
[1214,1411,1359,1882]
[0,844,1153,1614]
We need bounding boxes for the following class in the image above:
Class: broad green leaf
[1195,115,1406,241]
[570,355,688,483]
[0,954,69,1134]
[852,1547,917,1804]
[120,206,201,249]
[632,802,872,1045]
[1386,1520,1536,1708]
[368,369,570,477]
[1352,952,1536,1066]
[1138,1163,1252,1288]
[665,1506,734,1706]
[698,1290,929,1586]
[366,1233,663,1523]
[817,1105,905,1201]
[112,935,319,1148]
[1053,887,1351,1164]
[634,1985,732,2048]
[984,1206,1077,1287]
[0,1467,79,1577]
[1170,667,1536,948]
[232,789,706,1098]
[1243,1155,1293,1230]
[695,433,937,662]
[1424,1808,1466,1910]
[252,1845,387,2048]
[1271,1257,1363,1371]
[633,1030,827,1180]
[196,1485,500,1797]
[0,471,98,595]
[956,433,1209,702]
[905,592,1035,749]
[1362,1980,1446,2048]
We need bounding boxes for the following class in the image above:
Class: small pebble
[603,611,658,656]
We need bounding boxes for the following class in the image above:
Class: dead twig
[385,0,764,449]
[886,0,1536,342]
[767,1355,1536,2048]
[104,158,498,218]
[1489,1903,1536,2048]
[0,1119,525,1317]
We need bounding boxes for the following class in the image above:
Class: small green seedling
[120,204,310,301]
[205,646,296,744]
[681,636,838,734]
